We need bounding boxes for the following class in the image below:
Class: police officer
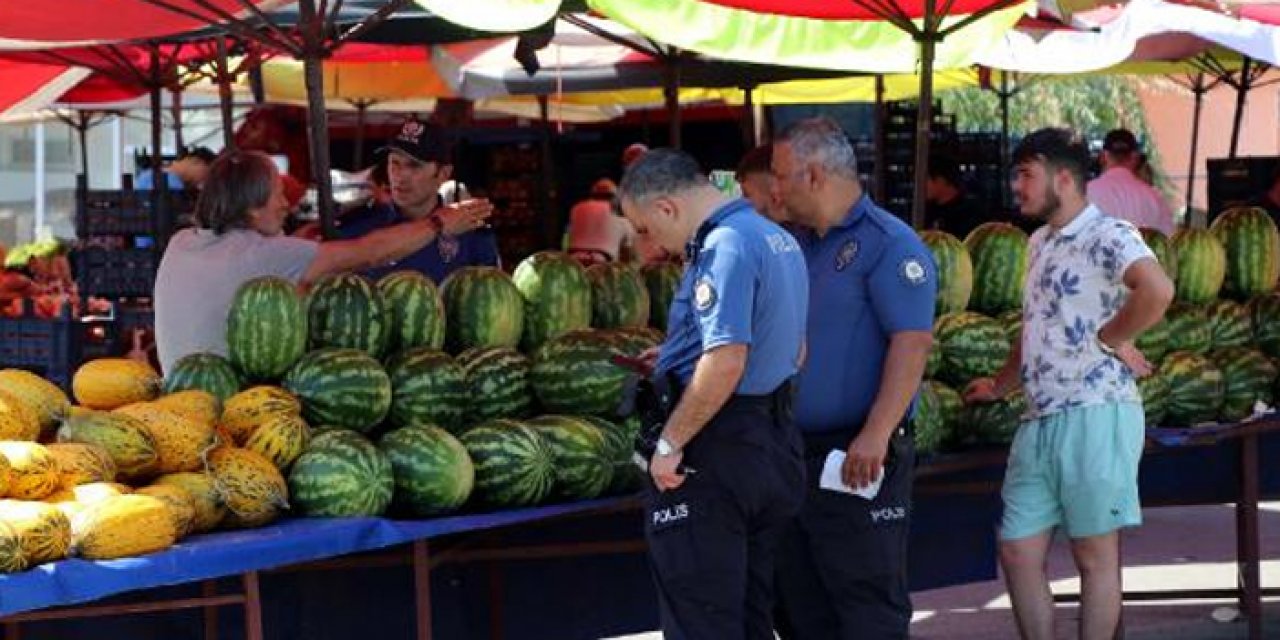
[617,149,809,640]
[770,117,937,640]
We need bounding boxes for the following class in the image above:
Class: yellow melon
[72,358,162,410]
[153,472,226,534]
[0,442,59,500]
[46,442,117,486]
[0,500,70,565]
[206,447,288,529]
[153,390,221,427]
[113,403,216,475]
[70,495,176,560]
[220,386,301,445]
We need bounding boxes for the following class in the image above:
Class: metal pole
[111,114,122,188]
[353,101,368,168]
[172,88,184,153]
[999,71,1011,209]
[34,120,46,240]
[538,95,556,251]
[662,53,681,150]
[874,74,887,203]
[296,0,336,238]
[1185,76,1207,222]
[78,112,90,184]
[910,3,939,229]
[150,47,165,196]
[741,86,756,151]
[216,37,236,150]
[1229,57,1252,159]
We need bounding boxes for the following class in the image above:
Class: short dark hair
[618,148,708,203]
[183,146,217,164]
[735,144,772,181]
[194,150,277,234]
[1102,128,1139,159]
[1013,127,1091,190]
[927,153,963,186]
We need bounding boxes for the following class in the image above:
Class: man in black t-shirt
[924,154,1000,239]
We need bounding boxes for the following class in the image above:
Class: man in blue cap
[619,148,809,640]
[338,118,498,282]
[771,116,937,640]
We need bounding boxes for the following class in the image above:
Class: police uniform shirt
[655,198,809,395]
[338,201,500,283]
[794,195,937,434]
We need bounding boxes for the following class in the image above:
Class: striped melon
[1249,293,1280,359]
[459,420,555,508]
[1209,206,1280,300]
[206,447,289,529]
[154,472,226,534]
[530,330,630,417]
[42,482,130,505]
[1138,371,1170,427]
[46,443,117,486]
[440,267,525,353]
[0,442,59,500]
[0,521,26,573]
[920,230,974,315]
[579,415,644,495]
[964,222,1028,315]
[220,386,302,445]
[386,348,467,432]
[0,388,41,442]
[134,485,198,539]
[512,251,593,351]
[0,500,70,566]
[283,349,392,434]
[163,353,242,403]
[227,276,309,382]
[153,390,222,427]
[243,412,310,470]
[289,430,393,517]
[1164,303,1212,355]
[71,494,177,560]
[1171,228,1227,304]
[379,424,474,517]
[1135,316,1171,364]
[934,312,1011,388]
[377,270,446,353]
[1206,299,1254,350]
[1209,348,1277,422]
[0,369,70,437]
[586,262,650,329]
[114,403,216,476]
[306,273,391,357]
[0,455,9,497]
[72,358,162,410]
[458,347,534,423]
[640,262,683,331]
[1140,227,1179,282]
[1162,351,1225,426]
[526,415,613,500]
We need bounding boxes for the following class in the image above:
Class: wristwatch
[1096,330,1118,357]
[656,437,679,457]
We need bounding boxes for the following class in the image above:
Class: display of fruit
[512,251,592,351]
[283,348,391,434]
[386,348,467,432]
[526,415,613,501]
[220,386,302,445]
[0,369,69,437]
[640,262,682,331]
[1208,206,1280,300]
[963,222,1028,315]
[440,267,524,353]
[379,424,474,517]
[163,353,243,403]
[227,276,308,382]
[530,330,631,417]
[1140,227,1178,280]
[72,358,162,410]
[288,430,393,517]
[1171,228,1227,304]
[458,347,534,424]
[920,230,974,315]
[586,263,650,329]
[1162,351,1225,426]
[933,312,1010,388]
[306,273,391,357]
[459,419,555,509]
[377,271,446,353]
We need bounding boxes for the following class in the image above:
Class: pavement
[609,502,1280,639]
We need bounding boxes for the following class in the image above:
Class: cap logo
[397,121,425,144]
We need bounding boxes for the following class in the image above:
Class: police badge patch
[438,234,460,263]
[694,276,717,312]
[899,257,928,286]
[835,239,859,271]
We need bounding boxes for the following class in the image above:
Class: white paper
[819,450,883,500]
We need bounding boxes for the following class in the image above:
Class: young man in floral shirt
[965,128,1174,640]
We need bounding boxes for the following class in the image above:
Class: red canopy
[0,60,87,118]
[1240,5,1280,26]
[698,0,1015,20]
[0,1,289,48]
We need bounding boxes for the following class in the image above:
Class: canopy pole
[78,111,91,184]
[149,44,171,251]
[874,74,887,203]
[171,87,184,153]
[741,86,756,151]
[111,113,123,188]
[662,52,682,149]
[299,0,336,239]
[538,95,557,251]
[216,37,236,150]
[1185,74,1208,224]
[999,71,1011,210]
[911,4,939,229]
[34,120,46,239]
[1229,57,1252,159]
[353,101,368,169]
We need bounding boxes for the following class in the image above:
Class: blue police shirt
[794,195,937,434]
[134,171,184,191]
[655,198,809,395]
[337,201,500,283]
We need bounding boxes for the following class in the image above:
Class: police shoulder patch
[899,256,929,286]
[694,276,718,312]
[835,239,859,271]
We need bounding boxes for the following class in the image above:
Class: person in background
[622,143,650,170]
[1087,129,1174,235]
[966,128,1173,640]
[338,119,500,282]
[566,178,635,265]
[135,147,216,191]
[735,144,791,225]
[154,150,491,373]
[925,154,998,239]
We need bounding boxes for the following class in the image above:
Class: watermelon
[1252,293,1280,358]
[1171,228,1227,304]
[925,344,942,380]
[934,382,964,435]
[957,392,1026,447]
[1135,316,1170,364]
[163,353,242,402]
[641,262,683,331]
[385,348,467,432]
[911,381,954,454]
[934,312,1011,388]
[1206,299,1253,350]
[1138,371,1169,427]
[606,326,664,358]
[1140,228,1179,282]
[440,267,524,353]
[531,330,631,416]
[512,251,593,351]
[1164,303,1212,355]
[282,348,392,433]
[964,223,1028,315]
[579,415,643,495]
[288,430,394,517]
[527,415,614,500]
[377,271,446,353]
[459,420,555,508]
[306,273,391,357]
[1209,347,1277,422]
[1209,207,1280,300]
[586,263,651,329]
[457,347,534,422]
[920,230,974,316]
[998,309,1022,347]
[379,424,474,517]
[1162,351,1225,426]
[227,277,308,382]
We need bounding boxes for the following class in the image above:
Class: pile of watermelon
[164,252,679,519]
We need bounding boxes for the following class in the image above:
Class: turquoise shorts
[999,402,1145,541]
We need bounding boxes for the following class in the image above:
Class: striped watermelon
[934,382,964,436]
[527,415,614,500]
[1135,317,1171,370]
[641,262,683,331]
[925,344,942,380]
[227,277,308,382]
[306,273,391,357]
[378,424,474,517]
[531,330,630,416]
[934,312,1011,388]
[957,392,1026,447]
[288,430,393,517]
[1162,351,1225,426]
[586,263,651,329]
[512,251,593,351]
[1206,299,1253,349]
[385,348,467,432]
[1164,303,1212,355]
[1209,347,1277,422]
[440,267,524,353]
[1251,293,1280,358]
[998,309,1022,347]
[459,420,555,508]
[457,347,534,422]
[911,381,955,454]
[1209,207,1280,300]
[578,415,643,495]
[163,353,242,402]
[606,326,664,357]
[377,271,446,353]
[920,230,973,316]
[1140,228,1179,282]
[282,348,392,433]
[1171,228,1227,304]
[1138,371,1169,427]
[964,223,1028,315]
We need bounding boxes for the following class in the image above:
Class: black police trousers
[643,387,805,640]
[774,425,915,640]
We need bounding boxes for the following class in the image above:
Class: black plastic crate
[0,303,77,390]
[74,247,158,298]
[76,189,196,238]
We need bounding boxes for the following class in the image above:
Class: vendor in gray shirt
[154,150,492,374]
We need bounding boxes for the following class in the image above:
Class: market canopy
[0,1,291,50]
[0,61,89,120]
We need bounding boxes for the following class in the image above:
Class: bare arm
[1099,257,1175,346]
[660,344,747,450]
[860,331,932,443]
